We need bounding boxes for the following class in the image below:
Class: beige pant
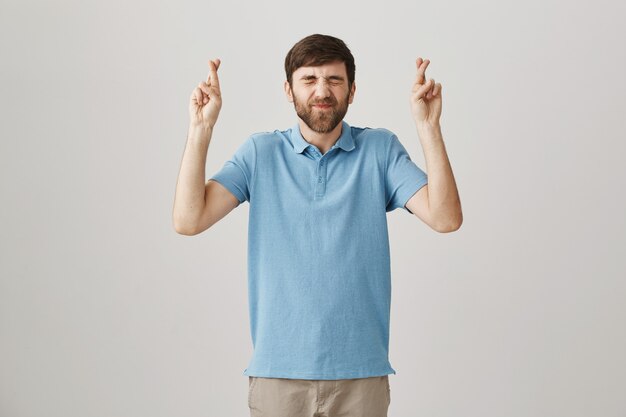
[248,375,391,417]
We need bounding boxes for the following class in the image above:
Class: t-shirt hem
[243,367,397,380]
[401,178,428,213]
[209,176,246,203]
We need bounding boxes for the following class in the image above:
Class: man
[173,34,462,417]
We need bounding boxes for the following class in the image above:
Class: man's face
[285,61,355,134]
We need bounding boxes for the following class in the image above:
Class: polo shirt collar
[291,121,356,154]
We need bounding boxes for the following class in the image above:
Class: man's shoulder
[247,127,291,144]
[348,124,396,149]
[242,128,293,156]
[348,122,393,136]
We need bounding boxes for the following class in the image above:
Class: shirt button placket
[315,155,327,198]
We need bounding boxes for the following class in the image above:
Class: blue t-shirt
[209,120,428,380]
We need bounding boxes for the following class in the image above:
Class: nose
[314,78,331,99]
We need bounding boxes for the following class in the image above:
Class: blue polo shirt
[209,120,428,380]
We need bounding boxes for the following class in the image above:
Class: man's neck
[298,119,343,155]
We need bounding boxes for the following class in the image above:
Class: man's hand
[410,57,442,128]
[189,58,222,129]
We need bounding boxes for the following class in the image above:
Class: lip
[313,104,332,109]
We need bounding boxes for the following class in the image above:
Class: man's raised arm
[172,59,240,236]
[405,57,462,232]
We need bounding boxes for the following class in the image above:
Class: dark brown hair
[284,34,355,88]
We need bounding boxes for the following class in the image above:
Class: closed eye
[299,75,345,86]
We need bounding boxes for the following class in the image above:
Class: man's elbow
[174,223,197,236]
[174,226,199,236]
[172,216,200,236]
[432,213,463,233]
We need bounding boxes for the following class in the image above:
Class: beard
[293,91,350,134]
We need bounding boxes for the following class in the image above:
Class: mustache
[309,99,336,106]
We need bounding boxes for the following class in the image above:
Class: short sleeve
[208,136,256,204]
[385,134,428,213]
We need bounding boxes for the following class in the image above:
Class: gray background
[1,0,625,416]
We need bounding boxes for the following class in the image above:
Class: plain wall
[1,0,625,416]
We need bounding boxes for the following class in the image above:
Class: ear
[348,81,356,104]
[284,80,294,103]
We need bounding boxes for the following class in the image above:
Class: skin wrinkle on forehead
[294,62,349,82]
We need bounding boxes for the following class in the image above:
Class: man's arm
[405,125,462,233]
[406,57,462,233]
[172,125,240,236]
[172,58,240,236]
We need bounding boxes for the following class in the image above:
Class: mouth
[312,104,333,109]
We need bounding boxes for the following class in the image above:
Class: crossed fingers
[195,59,221,105]
[413,57,440,99]
[206,59,221,89]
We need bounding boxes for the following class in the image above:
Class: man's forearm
[416,123,463,231]
[172,124,214,233]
